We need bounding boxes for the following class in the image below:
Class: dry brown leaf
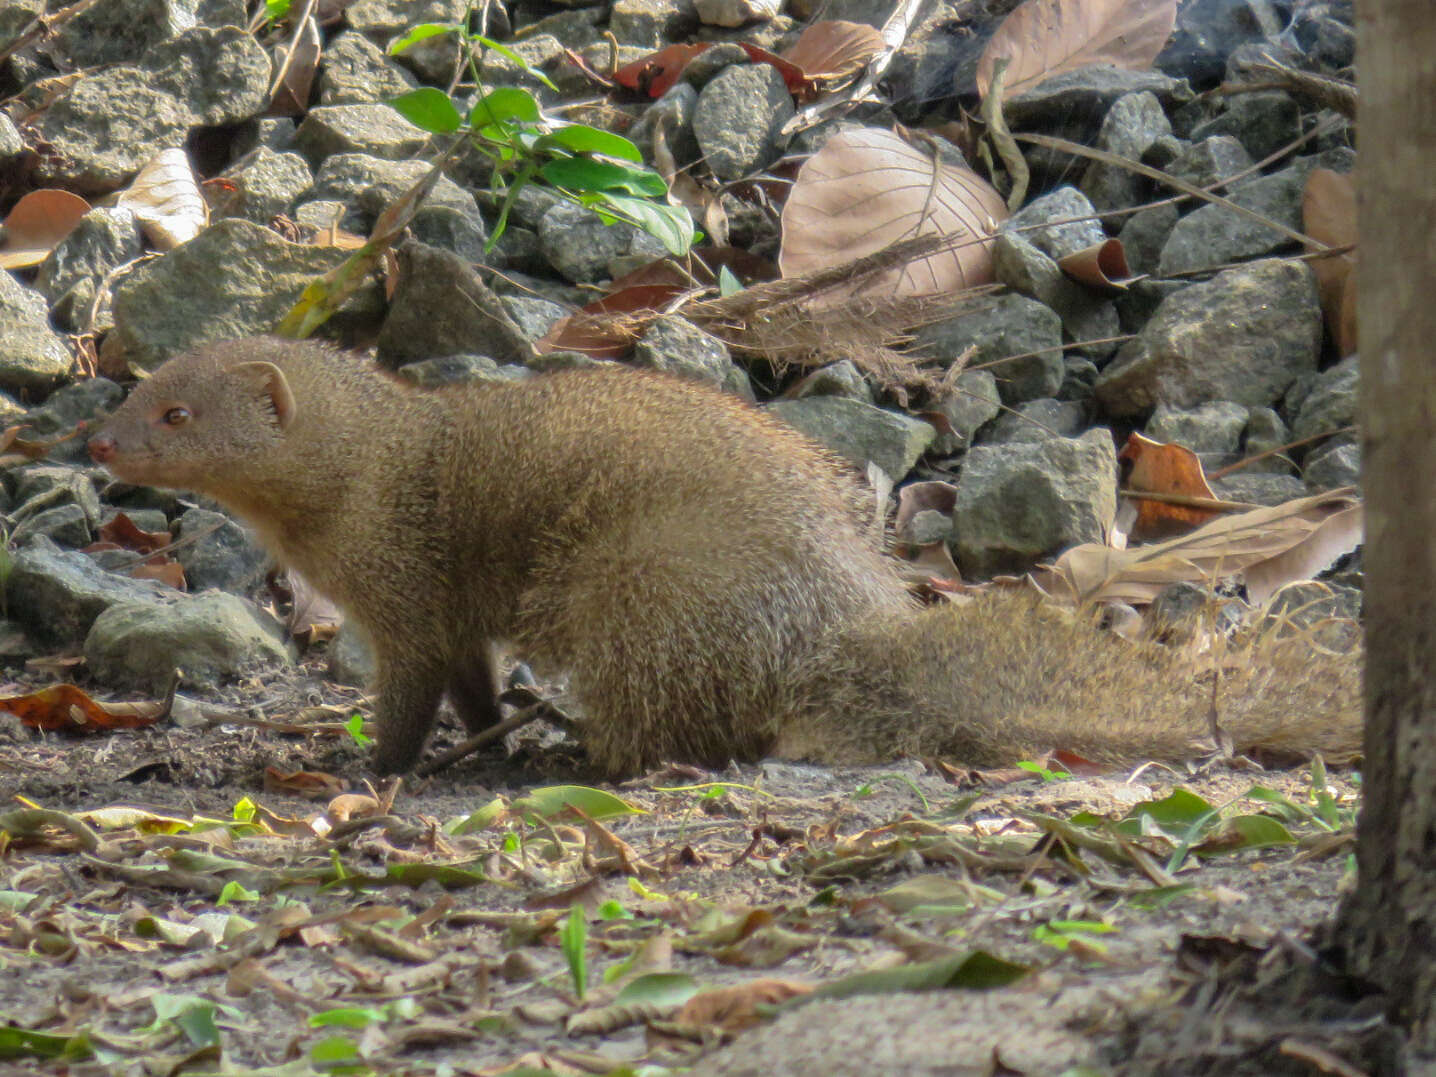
[1031,488,1361,606]
[676,979,813,1032]
[1056,238,1135,290]
[116,149,207,250]
[614,43,711,98]
[1242,502,1363,607]
[267,12,322,116]
[0,684,164,733]
[779,127,1007,303]
[1119,432,1220,540]
[976,0,1178,99]
[0,189,91,269]
[741,20,884,101]
[1302,168,1358,357]
[264,767,346,799]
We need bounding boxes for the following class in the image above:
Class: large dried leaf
[1031,489,1361,606]
[779,127,1007,301]
[1242,503,1363,607]
[1302,168,1357,358]
[0,189,90,269]
[976,0,1178,99]
[740,20,884,101]
[1118,432,1220,540]
[116,149,207,250]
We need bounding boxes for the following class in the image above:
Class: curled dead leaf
[116,149,207,250]
[976,0,1178,99]
[1057,238,1135,290]
[1119,432,1220,540]
[0,189,91,270]
[676,978,812,1032]
[779,127,1007,303]
[0,684,164,733]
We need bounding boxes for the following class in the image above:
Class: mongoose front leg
[447,642,503,734]
[371,653,449,773]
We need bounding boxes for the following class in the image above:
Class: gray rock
[1095,259,1321,417]
[1003,186,1106,261]
[1157,163,1310,276]
[991,230,1120,361]
[1291,355,1358,443]
[33,66,193,192]
[216,147,314,225]
[501,296,567,342]
[17,377,123,463]
[1116,204,1179,277]
[48,0,198,68]
[1141,133,1185,170]
[294,103,431,167]
[695,0,778,26]
[319,31,418,106]
[1189,90,1300,162]
[1156,0,1286,88]
[1145,401,1249,453]
[767,396,934,480]
[1214,472,1306,508]
[34,208,145,331]
[6,537,173,647]
[1167,135,1253,189]
[952,428,1117,578]
[408,201,489,265]
[144,25,272,127]
[526,351,613,373]
[12,466,103,532]
[1115,279,1189,333]
[106,218,380,370]
[12,504,94,548]
[474,35,564,103]
[983,398,1087,444]
[633,315,754,398]
[85,590,293,690]
[307,154,478,234]
[1303,441,1360,490]
[788,360,874,402]
[692,63,794,181]
[397,355,531,386]
[929,370,1001,454]
[609,0,698,48]
[346,0,466,84]
[537,199,666,283]
[376,240,532,366]
[1006,68,1191,129]
[679,43,749,88]
[174,508,268,593]
[327,621,374,687]
[0,271,73,394]
[628,82,701,171]
[1242,406,1294,473]
[232,117,298,155]
[913,293,1064,404]
[1081,92,1171,213]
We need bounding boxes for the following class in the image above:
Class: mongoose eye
[162,406,191,427]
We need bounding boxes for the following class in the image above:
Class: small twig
[1118,490,1262,513]
[1206,425,1358,480]
[414,700,560,777]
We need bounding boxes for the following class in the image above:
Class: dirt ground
[0,660,1399,1076]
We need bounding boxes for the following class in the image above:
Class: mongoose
[88,337,1363,775]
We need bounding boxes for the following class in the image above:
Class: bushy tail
[777,593,1363,769]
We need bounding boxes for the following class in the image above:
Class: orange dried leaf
[1057,238,1135,290]
[614,43,711,98]
[0,683,164,733]
[1119,432,1220,540]
[536,283,686,357]
[1302,168,1358,358]
[976,0,1179,99]
[0,189,91,269]
[264,767,346,799]
[97,512,173,554]
[779,127,1007,302]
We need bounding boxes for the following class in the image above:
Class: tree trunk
[1331,0,1436,1050]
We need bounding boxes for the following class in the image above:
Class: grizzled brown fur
[89,338,1363,775]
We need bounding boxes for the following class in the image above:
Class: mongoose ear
[233,362,297,430]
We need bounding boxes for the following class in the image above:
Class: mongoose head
[88,345,297,492]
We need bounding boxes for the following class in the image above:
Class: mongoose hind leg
[447,642,503,734]
[370,647,451,773]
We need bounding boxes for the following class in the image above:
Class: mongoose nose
[88,434,117,464]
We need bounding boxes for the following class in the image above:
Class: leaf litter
[0,700,1363,1074]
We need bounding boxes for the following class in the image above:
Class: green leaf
[170,1002,220,1048]
[513,785,644,821]
[446,796,507,835]
[309,1034,362,1063]
[389,88,463,134]
[875,875,974,914]
[540,157,668,197]
[389,22,457,55]
[614,972,699,1008]
[812,951,1030,1000]
[217,880,259,905]
[538,125,643,162]
[0,1026,91,1060]
[1125,884,1196,910]
[559,905,588,1000]
[1206,815,1297,851]
[468,87,541,128]
[468,34,559,90]
[310,1007,388,1029]
[1130,788,1214,828]
[344,712,372,747]
[718,265,742,296]
[265,0,291,21]
[586,192,696,256]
